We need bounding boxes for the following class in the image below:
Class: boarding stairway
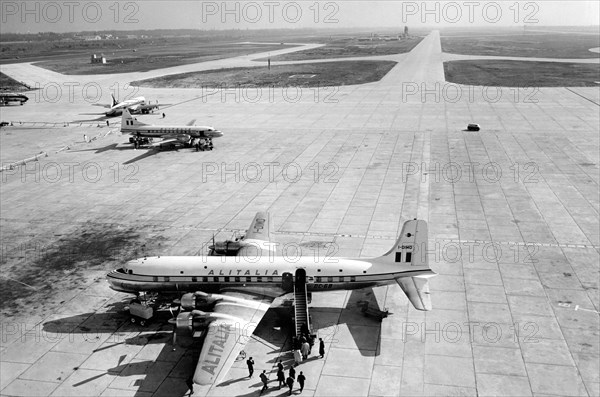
[293,269,311,337]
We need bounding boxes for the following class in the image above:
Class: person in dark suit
[289,366,296,380]
[259,370,269,395]
[277,368,285,389]
[286,375,295,396]
[319,338,325,358]
[277,360,284,372]
[297,371,306,393]
[246,357,255,377]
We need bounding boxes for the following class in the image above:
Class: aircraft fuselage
[107,255,430,295]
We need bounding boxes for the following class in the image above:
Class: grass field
[444,60,600,87]
[262,36,423,61]
[131,60,397,88]
[33,42,295,75]
[441,32,600,59]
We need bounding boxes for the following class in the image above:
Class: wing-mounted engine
[180,291,221,310]
[209,231,248,255]
[209,240,247,255]
[172,310,211,338]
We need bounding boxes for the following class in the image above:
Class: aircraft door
[295,268,306,284]
[282,272,293,292]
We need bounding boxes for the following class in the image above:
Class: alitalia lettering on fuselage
[207,269,279,276]
[201,324,232,375]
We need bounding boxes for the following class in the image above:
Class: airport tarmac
[1,31,599,396]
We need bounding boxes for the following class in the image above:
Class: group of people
[247,357,307,395]
[246,337,326,395]
[292,334,326,365]
[191,137,213,151]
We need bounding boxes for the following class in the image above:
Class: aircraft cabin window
[213,277,219,282]
[128,269,133,275]
[327,276,333,283]
[350,276,356,282]
[192,277,197,282]
[235,277,240,282]
[405,252,412,263]
[316,277,322,282]
[395,252,402,262]
[202,277,208,282]
[257,277,263,282]
[153,276,158,282]
[164,276,170,282]
[267,276,273,282]
[246,276,252,282]
[224,277,230,282]
[339,277,344,282]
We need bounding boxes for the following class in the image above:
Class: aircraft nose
[214,130,223,137]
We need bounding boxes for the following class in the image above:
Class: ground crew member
[319,338,325,358]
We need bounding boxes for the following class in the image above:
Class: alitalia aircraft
[120,108,223,149]
[107,212,435,386]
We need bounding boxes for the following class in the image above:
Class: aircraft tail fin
[121,108,146,130]
[111,94,118,107]
[378,219,429,266]
[377,219,435,311]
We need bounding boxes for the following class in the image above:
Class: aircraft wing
[150,134,190,146]
[193,292,272,385]
[237,212,274,257]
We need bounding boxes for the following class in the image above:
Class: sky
[1,0,599,34]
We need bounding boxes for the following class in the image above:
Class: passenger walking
[289,366,295,380]
[297,371,306,393]
[319,338,325,358]
[277,367,285,389]
[301,341,310,360]
[286,375,294,396]
[259,370,269,394]
[293,349,302,366]
[246,357,254,377]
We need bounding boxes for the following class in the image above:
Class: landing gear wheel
[139,320,146,327]
[130,317,136,324]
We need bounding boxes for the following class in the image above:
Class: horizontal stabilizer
[396,274,434,311]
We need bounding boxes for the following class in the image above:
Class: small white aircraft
[0,92,28,106]
[103,94,161,116]
[120,108,223,150]
[107,212,435,386]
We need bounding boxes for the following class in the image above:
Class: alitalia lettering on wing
[207,269,279,276]
[201,324,232,375]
